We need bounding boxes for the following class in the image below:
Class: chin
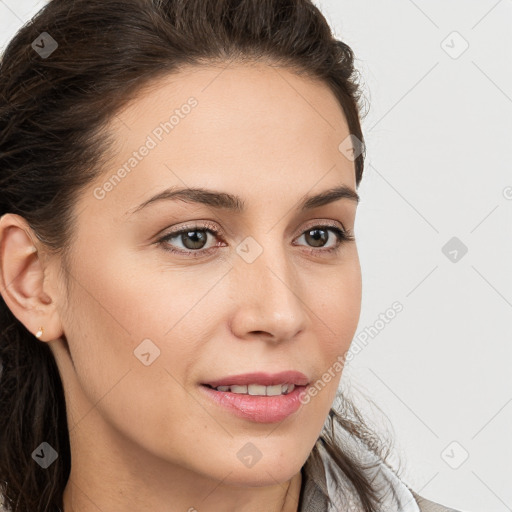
[221,465,300,488]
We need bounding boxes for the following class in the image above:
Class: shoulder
[410,488,465,512]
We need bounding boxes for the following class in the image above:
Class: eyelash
[156,221,355,259]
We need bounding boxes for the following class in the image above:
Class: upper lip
[203,371,310,388]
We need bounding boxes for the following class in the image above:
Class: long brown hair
[0,1,397,511]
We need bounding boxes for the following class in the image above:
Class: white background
[1,1,511,511]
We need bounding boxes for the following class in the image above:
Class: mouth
[199,382,310,423]
[201,370,310,390]
[202,383,300,396]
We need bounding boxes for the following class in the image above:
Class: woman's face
[49,61,362,487]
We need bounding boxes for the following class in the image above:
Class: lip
[199,383,309,423]
[202,370,310,388]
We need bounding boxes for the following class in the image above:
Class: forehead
[83,62,356,217]
[117,60,348,124]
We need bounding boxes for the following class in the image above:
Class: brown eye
[160,227,217,253]
[304,228,329,248]
[177,230,209,250]
[295,225,350,252]
[157,222,353,258]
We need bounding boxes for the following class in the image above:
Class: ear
[0,213,63,342]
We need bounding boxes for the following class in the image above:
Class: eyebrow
[126,184,359,216]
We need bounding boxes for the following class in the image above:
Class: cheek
[301,260,361,410]
[60,275,203,462]
[59,247,220,425]
[308,265,362,347]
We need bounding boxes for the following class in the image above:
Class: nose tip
[228,241,309,342]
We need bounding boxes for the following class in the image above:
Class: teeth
[266,384,285,396]
[248,384,266,395]
[213,383,296,396]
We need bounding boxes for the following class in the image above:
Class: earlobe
[0,213,63,342]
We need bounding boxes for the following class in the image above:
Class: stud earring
[35,327,44,339]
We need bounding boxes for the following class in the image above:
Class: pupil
[183,230,207,249]
[306,228,327,247]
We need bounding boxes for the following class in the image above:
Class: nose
[228,242,308,343]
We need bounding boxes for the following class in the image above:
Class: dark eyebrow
[126,184,359,216]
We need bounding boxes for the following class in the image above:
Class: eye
[293,224,355,255]
[156,222,354,257]
[157,221,222,258]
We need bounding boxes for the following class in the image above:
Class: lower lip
[199,384,309,423]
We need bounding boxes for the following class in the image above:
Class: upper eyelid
[163,219,347,237]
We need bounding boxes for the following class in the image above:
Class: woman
[0,1,463,511]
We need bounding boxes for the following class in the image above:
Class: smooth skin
[0,61,362,512]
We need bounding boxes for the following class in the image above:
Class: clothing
[298,440,462,512]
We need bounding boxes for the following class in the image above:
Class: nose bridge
[231,230,307,338]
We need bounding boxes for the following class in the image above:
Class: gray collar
[298,454,329,512]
